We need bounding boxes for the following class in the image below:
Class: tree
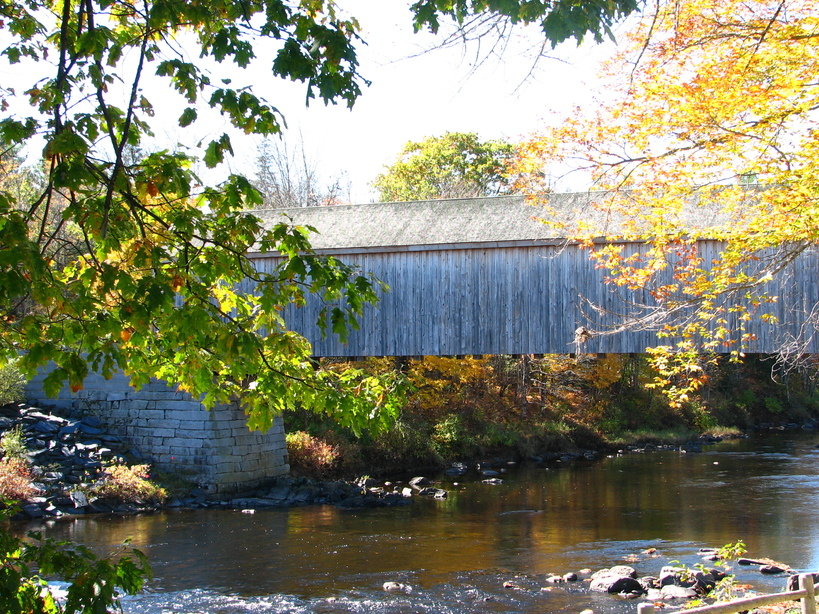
[0,0,639,434]
[373,132,516,201]
[0,506,151,614]
[254,137,349,208]
[514,0,819,402]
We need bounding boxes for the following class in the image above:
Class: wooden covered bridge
[249,195,819,357]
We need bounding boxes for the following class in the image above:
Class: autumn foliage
[92,464,168,504]
[514,0,819,403]
[285,431,340,478]
[0,457,38,502]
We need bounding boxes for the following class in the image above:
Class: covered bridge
[249,194,819,356]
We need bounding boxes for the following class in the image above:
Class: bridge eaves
[248,192,737,253]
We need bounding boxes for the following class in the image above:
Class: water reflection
[28,432,819,613]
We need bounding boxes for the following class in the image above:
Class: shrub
[0,456,39,502]
[764,396,785,415]
[431,415,468,457]
[1,425,28,460]
[91,464,167,504]
[285,431,339,478]
[0,360,25,407]
[1,507,150,614]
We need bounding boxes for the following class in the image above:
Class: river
[25,432,819,613]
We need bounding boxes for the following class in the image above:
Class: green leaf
[203,133,233,168]
[178,107,197,126]
[45,129,89,156]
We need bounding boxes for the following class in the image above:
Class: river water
[26,432,819,614]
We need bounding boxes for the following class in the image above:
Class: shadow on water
[28,432,819,614]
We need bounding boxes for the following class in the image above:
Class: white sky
[2,1,623,202]
[218,1,621,202]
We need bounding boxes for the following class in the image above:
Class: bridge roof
[249,192,730,251]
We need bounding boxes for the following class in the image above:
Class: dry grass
[285,431,339,478]
[92,464,168,504]
[0,456,39,502]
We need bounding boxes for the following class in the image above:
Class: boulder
[605,566,637,579]
[77,423,103,436]
[445,463,467,476]
[230,497,281,509]
[692,570,721,592]
[639,576,660,591]
[738,557,767,565]
[33,420,59,435]
[80,416,103,428]
[265,485,292,502]
[760,564,788,575]
[659,566,696,588]
[408,476,431,488]
[69,490,89,508]
[21,503,44,519]
[382,582,412,593]
[590,575,644,594]
[786,573,819,591]
[660,585,698,599]
[590,567,642,594]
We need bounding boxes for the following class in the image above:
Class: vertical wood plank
[801,573,817,614]
[251,238,818,357]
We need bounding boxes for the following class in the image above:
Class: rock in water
[760,564,788,575]
[589,567,643,594]
[602,566,637,579]
[382,582,412,593]
[660,585,698,599]
[589,575,643,594]
[787,572,819,591]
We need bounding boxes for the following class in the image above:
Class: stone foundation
[25,367,289,493]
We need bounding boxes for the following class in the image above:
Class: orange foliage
[286,430,340,478]
[0,457,39,502]
[92,464,167,503]
[514,0,819,404]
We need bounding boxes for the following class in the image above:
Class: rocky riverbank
[0,402,427,519]
[2,400,812,521]
[1,402,142,519]
[378,546,814,608]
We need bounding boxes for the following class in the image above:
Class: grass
[91,463,168,504]
[152,469,198,498]
[0,425,28,460]
[0,360,25,407]
[606,426,698,447]
[285,431,340,478]
[0,457,39,502]
[702,425,743,438]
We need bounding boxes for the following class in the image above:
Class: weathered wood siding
[249,241,818,356]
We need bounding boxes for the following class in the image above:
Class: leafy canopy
[0,506,151,614]
[514,0,819,402]
[0,0,639,432]
[373,131,516,202]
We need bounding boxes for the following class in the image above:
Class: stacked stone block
[25,367,289,493]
